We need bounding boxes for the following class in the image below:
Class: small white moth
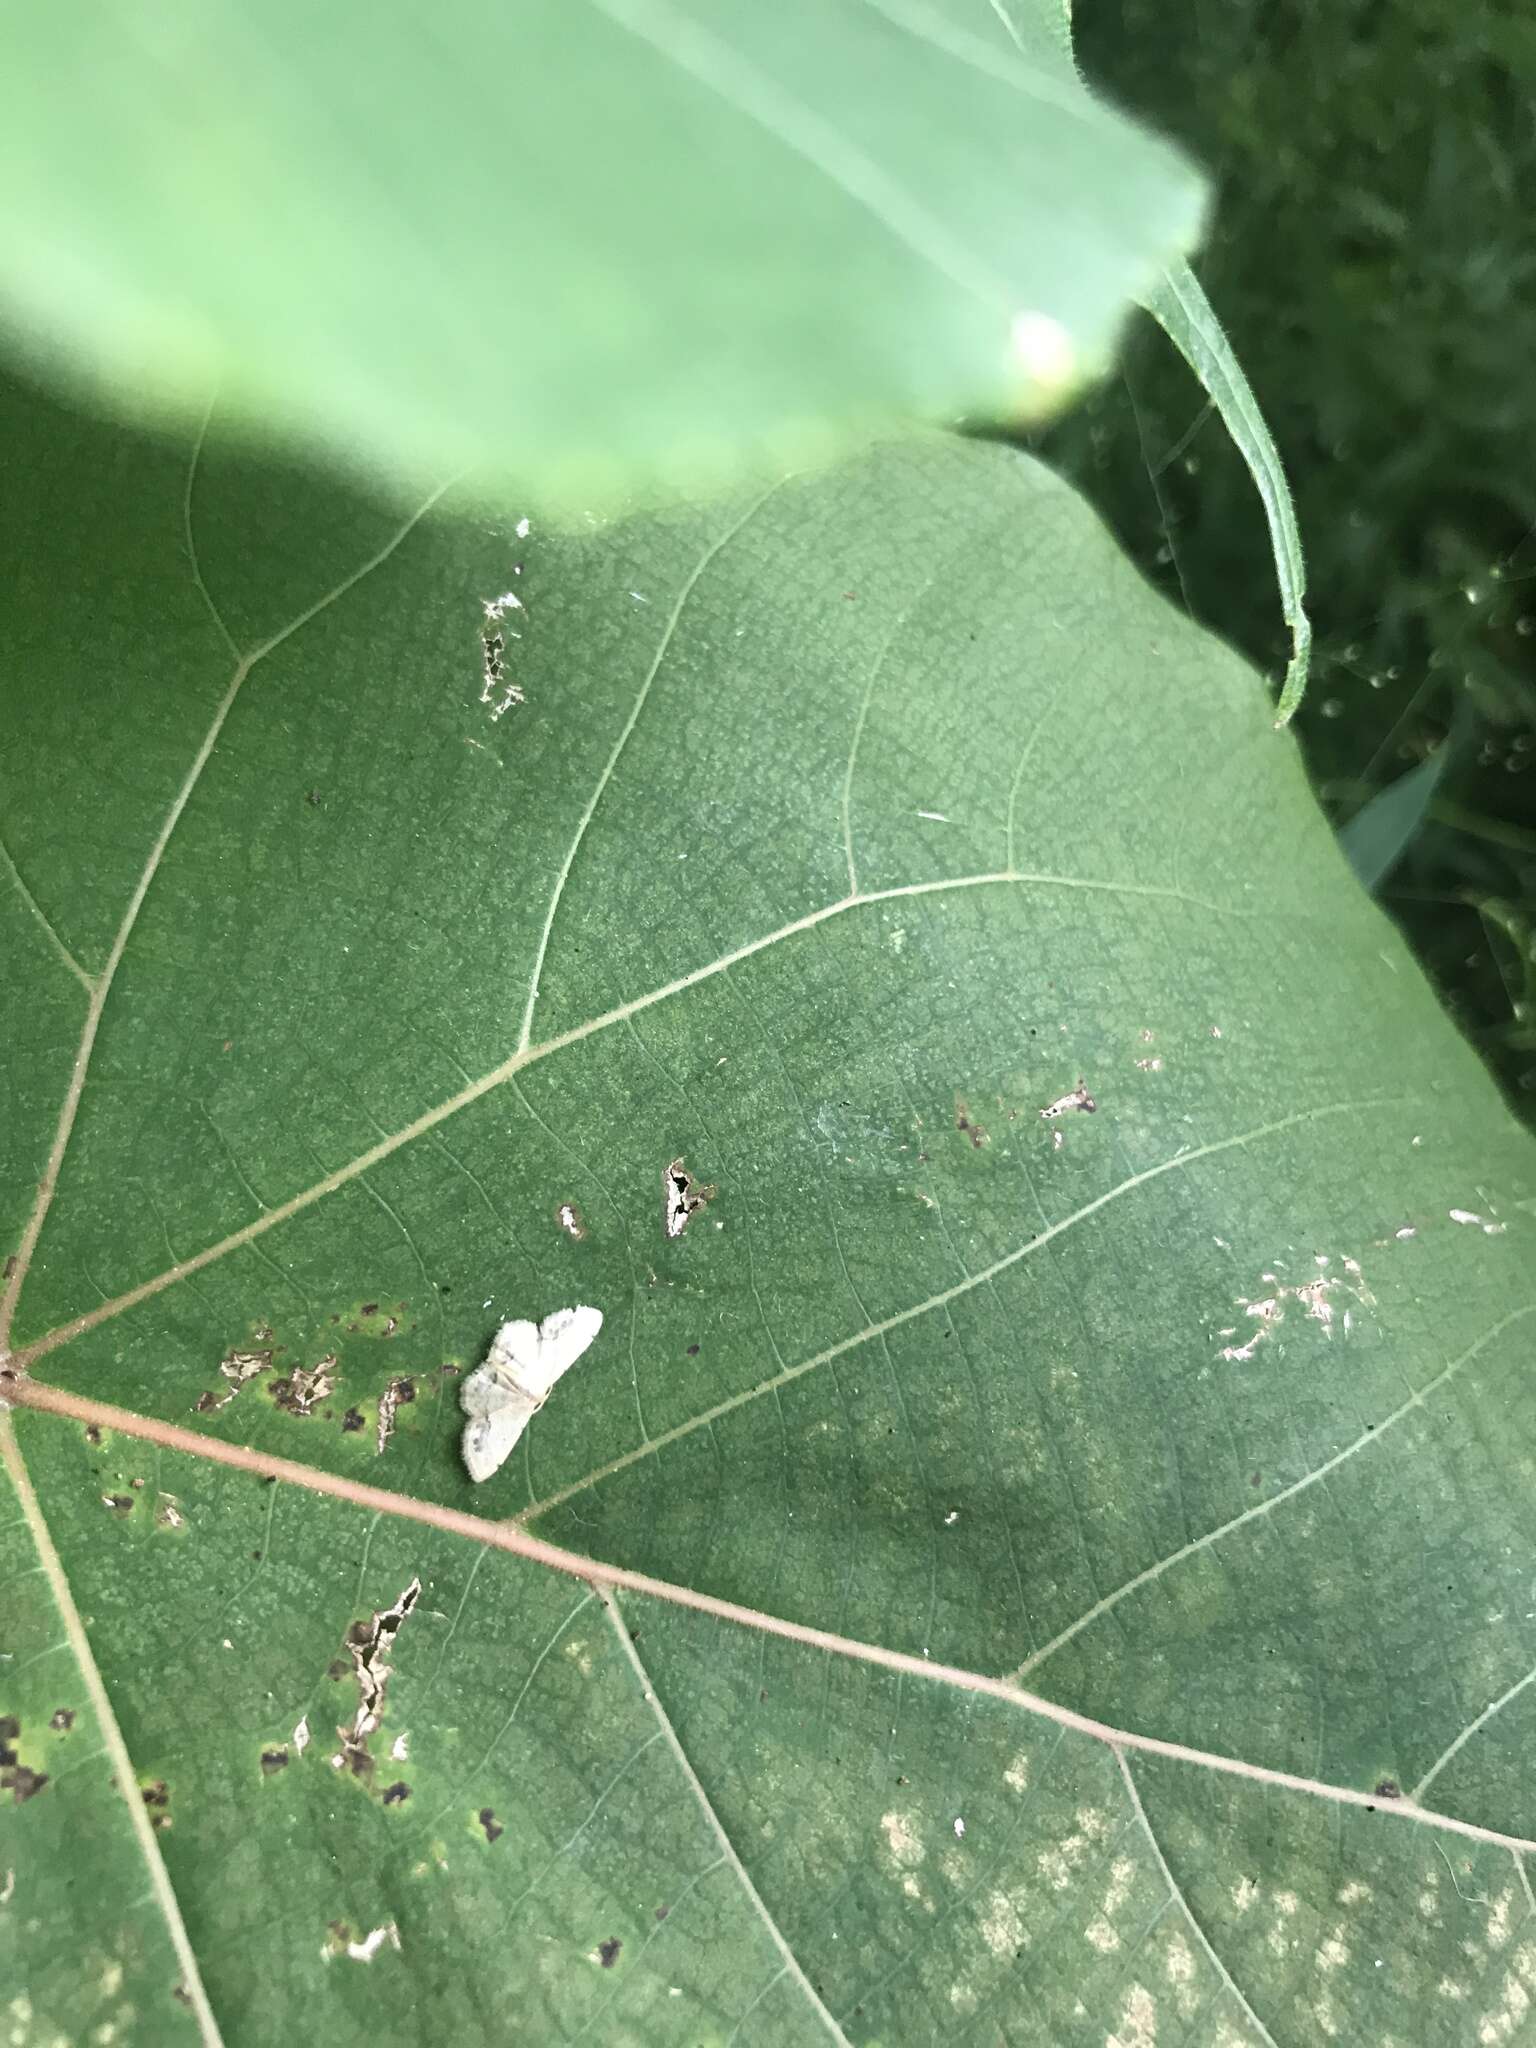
[459,1305,602,1483]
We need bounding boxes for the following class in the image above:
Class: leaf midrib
[6,1368,1533,1870]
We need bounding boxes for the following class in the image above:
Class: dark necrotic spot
[478,1807,503,1843]
[84,1424,103,1445]
[260,1749,289,1774]
[49,1709,75,1732]
[3,1765,49,1803]
[362,1303,379,1317]
[1374,1778,1402,1799]
[142,1780,169,1807]
[382,1781,411,1805]
[342,1408,366,1433]
[654,1905,669,1921]
[598,1938,622,1969]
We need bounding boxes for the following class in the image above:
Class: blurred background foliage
[1035,0,1536,1118]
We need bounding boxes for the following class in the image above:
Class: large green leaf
[4,374,1536,2045]
[0,0,1204,507]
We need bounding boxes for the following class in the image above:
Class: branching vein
[599,1586,850,2043]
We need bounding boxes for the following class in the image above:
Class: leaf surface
[0,0,1203,504]
[4,378,1536,2044]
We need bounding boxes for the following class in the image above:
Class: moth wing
[519,1303,603,1401]
[483,1317,542,1386]
[460,1366,539,1483]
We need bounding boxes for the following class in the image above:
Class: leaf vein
[599,1585,851,2043]
[1009,1303,1536,1685]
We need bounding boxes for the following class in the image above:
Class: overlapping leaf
[0,0,1204,505]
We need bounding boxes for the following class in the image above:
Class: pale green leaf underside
[4,378,1536,2045]
[0,0,1204,507]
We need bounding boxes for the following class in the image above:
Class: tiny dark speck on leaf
[250,1549,263,1562]
[305,789,322,806]
[1249,1472,1261,1487]
[341,1408,366,1433]
[1374,1778,1401,1799]
[383,1781,411,1804]
[478,1807,503,1843]
[142,1781,169,1808]
[173,1986,192,2008]
[362,1302,379,1316]
[259,1749,288,1774]
[654,1905,669,1921]
[49,1709,75,1732]
[194,1393,217,1412]
[686,1344,700,1357]
[598,1938,622,1969]
[84,1424,102,1444]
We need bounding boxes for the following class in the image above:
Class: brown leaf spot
[598,1938,622,1969]
[259,1749,289,1774]
[478,1807,503,1843]
[382,1781,411,1805]
[954,1097,989,1148]
[271,1354,338,1416]
[334,1578,420,1774]
[3,1764,48,1804]
[142,1780,170,1808]
[49,1709,75,1732]
[341,1407,366,1433]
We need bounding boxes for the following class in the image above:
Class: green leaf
[978,0,1313,720]
[1338,753,1450,893]
[1139,261,1313,724]
[5,374,1536,2044]
[0,0,1204,506]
